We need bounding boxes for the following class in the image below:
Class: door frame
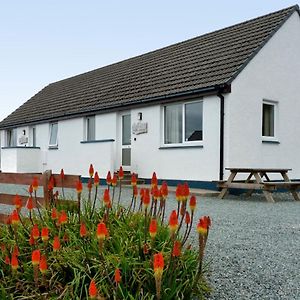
[120,112,131,171]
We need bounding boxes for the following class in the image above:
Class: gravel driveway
[1,184,299,299]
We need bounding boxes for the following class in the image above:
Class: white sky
[1,0,298,122]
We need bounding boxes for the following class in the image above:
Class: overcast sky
[1,0,298,122]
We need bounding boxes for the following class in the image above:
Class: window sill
[159,144,203,150]
[48,146,58,150]
[80,139,115,144]
[262,140,280,144]
[1,146,40,149]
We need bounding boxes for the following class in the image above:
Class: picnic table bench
[217,168,300,203]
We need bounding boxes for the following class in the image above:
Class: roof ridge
[48,5,298,87]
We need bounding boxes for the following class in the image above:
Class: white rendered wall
[224,12,300,179]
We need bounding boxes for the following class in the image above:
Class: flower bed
[0,165,211,299]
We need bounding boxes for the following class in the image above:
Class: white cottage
[1,5,300,188]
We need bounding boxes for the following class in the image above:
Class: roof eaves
[226,5,299,86]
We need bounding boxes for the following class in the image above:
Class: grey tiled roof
[0,5,298,128]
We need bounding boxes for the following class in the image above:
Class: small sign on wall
[19,136,28,144]
[132,122,148,135]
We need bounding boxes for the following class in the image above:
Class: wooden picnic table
[218,168,300,203]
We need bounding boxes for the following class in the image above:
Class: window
[164,100,203,144]
[262,101,276,137]
[6,128,17,147]
[31,127,36,147]
[86,116,95,141]
[49,123,58,146]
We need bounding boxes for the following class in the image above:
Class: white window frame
[6,128,17,147]
[49,122,58,147]
[162,99,203,147]
[262,99,278,142]
[85,115,96,141]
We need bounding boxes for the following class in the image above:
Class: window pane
[87,116,95,141]
[164,104,182,144]
[32,127,36,147]
[49,123,58,145]
[122,115,131,145]
[122,148,131,166]
[262,104,274,137]
[185,102,203,141]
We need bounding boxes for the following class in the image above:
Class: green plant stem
[182,211,194,246]
[91,185,98,217]
[34,190,43,221]
[61,178,65,199]
[144,207,148,243]
[77,193,81,223]
[117,179,122,208]
[111,186,116,206]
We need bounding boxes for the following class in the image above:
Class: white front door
[121,113,131,171]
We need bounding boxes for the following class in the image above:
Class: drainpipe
[217,91,225,181]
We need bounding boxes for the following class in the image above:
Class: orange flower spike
[197,216,211,236]
[48,180,54,191]
[185,211,191,224]
[133,185,138,198]
[28,184,33,195]
[87,178,93,191]
[11,210,20,225]
[183,182,190,200]
[169,210,178,233]
[32,177,39,191]
[89,279,98,299]
[119,166,124,180]
[103,189,110,204]
[96,222,108,240]
[29,234,35,246]
[51,207,58,220]
[32,249,40,266]
[131,173,137,186]
[140,188,145,200]
[111,174,117,187]
[172,240,181,257]
[80,222,87,238]
[106,171,112,185]
[89,164,94,177]
[31,224,40,240]
[94,172,100,186]
[149,218,157,239]
[152,185,160,200]
[13,245,19,257]
[26,196,34,210]
[39,255,47,274]
[153,252,164,278]
[59,210,68,225]
[175,184,182,202]
[161,181,168,199]
[14,194,22,209]
[5,255,10,265]
[11,254,18,271]
[151,172,158,187]
[76,180,83,194]
[143,189,150,208]
[60,168,65,180]
[41,227,49,242]
[114,268,121,284]
[53,236,61,251]
[189,195,197,212]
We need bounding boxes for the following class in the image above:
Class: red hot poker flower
[185,211,191,224]
[11,254,18,270]
[32,177,38,191]
[59,210,68,225]
[169,210,178,233]
[41,227,49,242]
[76,180,83,194]
[11,210,20,225]
[51,207,58,220]
[160,181,168,199]
[29,234,35,246]
[13,245,19,257]
[118,166,124,180]
[32,249,40,265]
[183,182,190,200]
[96,222,108,240]
[14,194,22,209]
[94,172,100,186]
[143,189,150,208]
[89,164,94,177]
[103,189,110,204]
[172,240,181,257]
[26,196,34,210]
[114,268,121,284]
[151,172,158,187]
[197,216,211,236]
[176,184,183,202]
[31,224,40,240]
[48,180,54,191]
[39,255,47,274]
[60,168,65,180]
[189,195,197,212]
[80,222,87,238]
[89,279,98,299]
[28,184,33,195]
[133,185,138,198]
[87,178,93,191]
[153,252,164,278]
[131,173,137,186]
[111,174,117,187]
[5,255,10,265]
[53,236,60,251]
[149,218,157,239]
[106,171,112,185]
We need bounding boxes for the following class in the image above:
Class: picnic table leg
[253,173,275,203]
[281,172,300,201]
[245,173,254,197]
[219,172,237,199]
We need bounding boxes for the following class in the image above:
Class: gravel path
[1,184,299,299]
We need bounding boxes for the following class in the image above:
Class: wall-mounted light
[138,112,142,121]
[22,130,26,135]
